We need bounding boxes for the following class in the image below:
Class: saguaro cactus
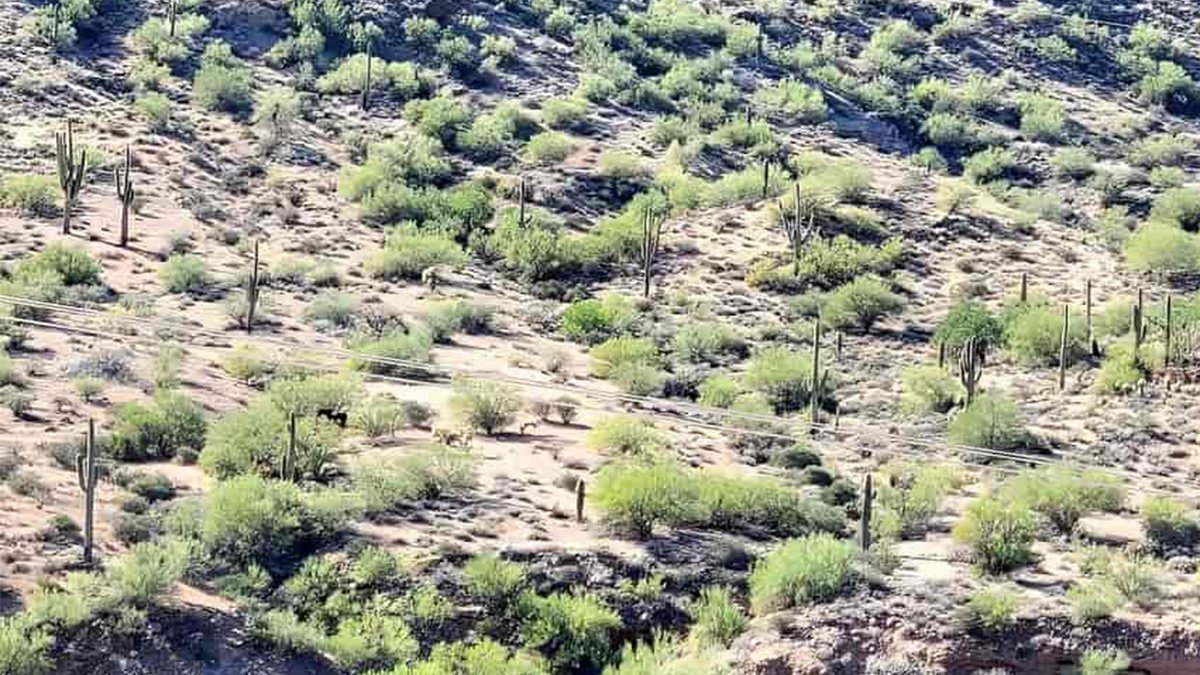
[246,240,260,334]
[115,146,135,247]
[56,121,88,235]
[283,412,297,481]
[640,207,666,297]
[1165,295,1174,370]
[1086,279,1098,357]
[1018,272,1029,304]
[958,336,983,406]
[810,321,822,426]
[361,42,373,111]
[168,0,178,37]
[76,418,99,565]
[779,182,819,275]
[860,473,873,551]
[575,478,586,523]
[1132,288,1146,352]
[1058,304,1069,392]
[517,176,528,228]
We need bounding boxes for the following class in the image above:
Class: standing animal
[316,408,348,427]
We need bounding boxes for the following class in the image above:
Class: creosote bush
[952,494,1037,573]
[449,377,521,435]
[947,394,1026,450]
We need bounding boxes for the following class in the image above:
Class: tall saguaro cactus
[56,121,88,236]
[246,240,260,334]
[115,146,135,247]
[810,321,822,426]
[76,418,99,565]
[958,336,983,406]
[779,182,819,275]
[361,41,373,111]
[640,207,666,297]
[283,412,297,481]
[517,175,528,228]
[1058,304,1069,392]
[168,0,178,37]
[860,474,873,552]
[575,478,586,523]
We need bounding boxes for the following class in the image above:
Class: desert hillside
[2,0,1200,673]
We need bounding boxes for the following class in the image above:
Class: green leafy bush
[952,494,1037,573]
[822,276,905,332]
[872,463,963,540]
[425,300,494,342]
[747,236,904,292]
[1004,303,1086,366]
[671,321,743,364]
[688,585,745,648]
[110,391,206,461]
[590,336,658,379]
[464,555,527,619]
[192,41,252,113]
[934,300,1004,354]
[542,96,589,129]
[749,534,856,614]
[744,346,827,413]
[963,147,1017,183]
[0,174,57,216]
[586,415,663,455]
[1141,496,1199,554]
[1126,133,1193,168]
[1150,188,1200,230]
[947,394,1026,450]
[199,399,343,481]
[159,254,209,295]
[365,227,467,281]
[901,365,960,414]
[753,79,827,122]
[352,447,476,512]
[521,592,620,673]
[1124,222,1200,274]
[697,374,738,408]
[404,95,470,145]
[522,131,575,165]
[449,377,521,435]
[592,460,696,537]
[1051,147,1096,180]
[348,328,434,378]
[1079,649,1131,675]
[964,586,1018,630]
[1001,467,1123,534]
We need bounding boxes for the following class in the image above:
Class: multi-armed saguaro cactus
[76,418,99,565]
[779,182,819,275]
[958,335,983,406]
[115,146,135,247]
[56,121,88,236]
[640,207,666,298]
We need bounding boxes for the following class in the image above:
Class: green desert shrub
[963,147,1017,183]
[753,78,827,122]
[1017,94,1065,142]
[590,336,658,379]
[1051,147,1096,180]
[1150,188,1200,230]
[110,391,206,461]
[744,346,828,414]
[352,447,476,512]
[952,494,1037,573]
[822,276,905,332]
[396,640,545,674]
[671,321,744,364]
[947,394,1026,450]
[449,377,521,435]
[749,534,857,614]
[0,174,57,216]
[872,463,963,540]
[901,365,960,414]
[542,96,589,129]
[1004,303,1087,366]
[964,586,1018,630]
[199,399,343,481]
[348,328,434,378]
[688,585,745,648]
[1127,133,1193,168]
[522,132,575,165]
[136,91,174,130]
[305,292,360,330]
[1141,496,1200,554]
[1068,581,1124,623]
[521,591,620,673]
[463,555,527,619]
[586,415,663,455]
[592,460,696,537]
[159,254,209,295]
[1124,222,1200,274]
[697,374,738,408]
[1001,467,1123,534]
[424,300,495,343]
[192,41,252,113]
[365,227,467,281]
[404,95,470,145]
[1079,649,1131,675]
[747,236,904,292]
[934,300,1004,355]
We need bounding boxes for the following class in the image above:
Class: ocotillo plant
[1058,304,1069,392]
[779,182,819,275]
[361,42,373,111]
[640,207,666,297]
[56,121,88,235]
[115,146,135,247]
[76,418,99,565]
[246,240,260,334]
[958,336,983,406]
[575,478,586,522]
[860,474,873,551]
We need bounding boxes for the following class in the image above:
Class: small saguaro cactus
[1058,303,1069,392]
[779,182,819,275]
[56,121,88,236]
[761,159,770,199]
[810,321,823,426]
[76,418,99,565]
[860,473,873,551]
[517,175,528,228]
[1132,288,1147,352]
[246,240,260,334]
[115,146,135,247]
[639,207,666,297]
[1018,272,1029,304]
[1085,279,1098,357]
[575,478,586,523]
[1165,295,1174,370]
[958,335,983,406]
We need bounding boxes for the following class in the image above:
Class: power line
[3,305,1190,496]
